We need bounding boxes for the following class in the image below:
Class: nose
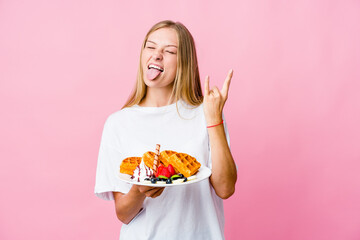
[152,49,163,61]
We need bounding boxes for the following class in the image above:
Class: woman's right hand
[113,185,165,224]
[134,185,165,198]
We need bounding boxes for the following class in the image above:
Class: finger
[212,86,220,97]
[204,76,210,96]
[138,186,154,192]
[221,69,233,97]
[150,187,165,198]
[143,188,158,197]
[139,186,157,195]
[154,188,165,198]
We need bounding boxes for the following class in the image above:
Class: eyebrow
[147,40,178,48]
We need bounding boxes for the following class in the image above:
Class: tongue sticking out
[147,68,162,80]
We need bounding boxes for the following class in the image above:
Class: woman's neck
[139,87,175,107]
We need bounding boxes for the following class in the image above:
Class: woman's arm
[203,69,237,199]
[207,123,237,199]
[113,185,164,224]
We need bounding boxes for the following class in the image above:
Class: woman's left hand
[203,69,237,199]
[203,69,233,125]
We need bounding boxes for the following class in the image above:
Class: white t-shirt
[94,100,230,240]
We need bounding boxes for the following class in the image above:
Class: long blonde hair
[122,20,203,108]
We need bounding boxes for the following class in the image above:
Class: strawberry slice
[156,165,164,178]
[167,164,176,177]
[159,167,171,178]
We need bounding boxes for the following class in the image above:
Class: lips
[146,64,164,80]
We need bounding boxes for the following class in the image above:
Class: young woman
[95,20,237,240]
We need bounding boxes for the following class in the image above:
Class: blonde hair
[122,20,203,108]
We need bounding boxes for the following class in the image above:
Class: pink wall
[1,0,359,239]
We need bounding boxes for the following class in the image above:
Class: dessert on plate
[132,159,154,182]
[119,144,201,185]
[119,157,142,175]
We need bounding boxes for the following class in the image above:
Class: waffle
[159,150,177,167]
[168,153,201,177]
[120,157,142,175]
[142,151,156,170]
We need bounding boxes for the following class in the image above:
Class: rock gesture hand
[203,69,233,126]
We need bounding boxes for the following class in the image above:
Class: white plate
[117,166,211,187]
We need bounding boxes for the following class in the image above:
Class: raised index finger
[221,69,233,96]
[204,75,210,96]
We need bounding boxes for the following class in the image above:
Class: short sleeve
[94,115,132,201]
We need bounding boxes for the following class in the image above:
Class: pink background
[1,0,360,239]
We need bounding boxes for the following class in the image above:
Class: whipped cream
[132,160,154,182]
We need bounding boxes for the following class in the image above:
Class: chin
[143,76,174,89]
[143,79,157,88]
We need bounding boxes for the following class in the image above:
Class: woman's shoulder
[105,101,203,122]
[104,107,135,127]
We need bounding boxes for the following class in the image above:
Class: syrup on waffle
[169,153,201,177]
[120,157,142,175]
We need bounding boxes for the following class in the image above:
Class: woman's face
[141,27,178,89]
